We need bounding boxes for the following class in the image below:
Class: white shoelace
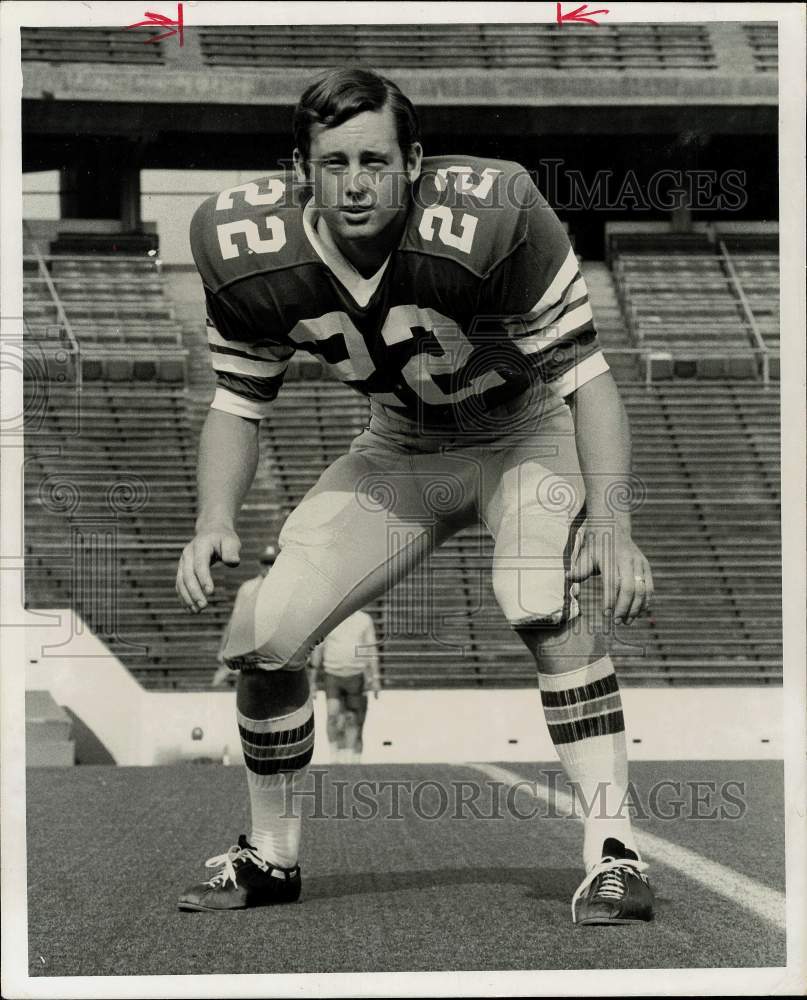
[203,843,268,888]
[571,856,648,923]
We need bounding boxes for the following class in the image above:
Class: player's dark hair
[293,67,420,163]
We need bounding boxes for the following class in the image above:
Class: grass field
[26,760,785,977]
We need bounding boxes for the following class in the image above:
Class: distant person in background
[212,545,277,688]
[308,610,380,763]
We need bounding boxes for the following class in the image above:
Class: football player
[175,67,655,924]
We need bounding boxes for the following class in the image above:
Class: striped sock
[238,698,314,868]
[538,655,637,872]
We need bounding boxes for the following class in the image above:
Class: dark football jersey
[190,155,608,425]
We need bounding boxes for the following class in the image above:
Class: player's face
[296,105,422,246]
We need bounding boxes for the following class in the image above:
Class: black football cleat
[572,837,655,925]
[178,835,301,911]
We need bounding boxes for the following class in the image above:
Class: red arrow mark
[556,2,610,25]
[125,3,184,46]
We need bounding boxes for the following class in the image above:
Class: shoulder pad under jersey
[403,155,536,279]
[189,172,317,294]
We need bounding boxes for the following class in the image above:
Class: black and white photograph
[1,2,805,997]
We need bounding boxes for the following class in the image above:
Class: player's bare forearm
[568,370,654,623]
[196,408,260,531]
[569,370,633,531]
[177,408,263,611]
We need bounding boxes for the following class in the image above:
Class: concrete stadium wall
[24,610,783,765]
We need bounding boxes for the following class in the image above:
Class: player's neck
[326,213,407,279]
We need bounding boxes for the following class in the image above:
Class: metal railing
[24,241,82,391]
[717,239,774,384]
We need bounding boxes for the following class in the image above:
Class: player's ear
[293,148,309,184]
[405,142,423,184]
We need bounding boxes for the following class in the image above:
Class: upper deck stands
[197,23,719,71]
[21,26,165,63]
[20,22,777,123]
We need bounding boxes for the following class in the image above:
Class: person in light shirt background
[307,610,381,762]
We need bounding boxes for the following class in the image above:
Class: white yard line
[469,762,786,932]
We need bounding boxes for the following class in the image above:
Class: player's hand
[176,524,241,613]
[371,683,381,700]
[567,523,654,626]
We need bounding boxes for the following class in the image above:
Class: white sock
[247,770,306,869]
[538,656,638,872]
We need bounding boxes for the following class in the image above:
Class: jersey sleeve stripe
[217,369,286,401]
[526,278,588,332]
[504,275,589,337]
[547,350,610,399]
[517,246,580,322]
[553,300,594,338]
[210,386,276,420]
[512,331,563,356]
[210,341,292,367]
[207,322,293,363]
[511,306,594,357]
[209,351,290,379]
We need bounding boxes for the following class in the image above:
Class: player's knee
[225,625,314,675]
[493,565,579,629]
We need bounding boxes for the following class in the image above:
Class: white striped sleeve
[210,387,277,421]
[503,255,607,398]
[206,317,294,420]
[546,350,610,399]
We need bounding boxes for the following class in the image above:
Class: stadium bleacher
[609,227,780,383]
[743,22,778,73]
[21,26,166,63]
[195,23,718,71]
[23,252,186,382]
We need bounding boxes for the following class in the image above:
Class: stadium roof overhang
[21,64,777,172]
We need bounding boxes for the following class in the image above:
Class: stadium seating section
[195,24,718,71]
[20,23,774,74]
[610,232,779,382]
[22,26,165,63]
[22,236,782,690]
[743,23,778,72]
[23,254,186,383]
